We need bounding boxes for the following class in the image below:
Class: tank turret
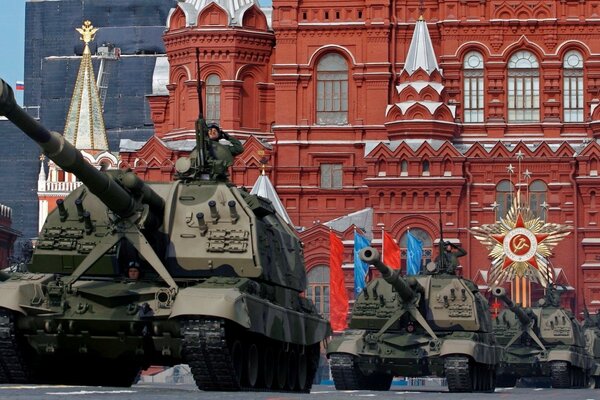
[359,247,421,303]
[492,287,532,326]
[0,79,330,391]
[328,246,500,393]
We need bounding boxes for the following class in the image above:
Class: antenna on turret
[194,48,208,174]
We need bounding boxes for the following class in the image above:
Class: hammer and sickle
[511,235,530,252]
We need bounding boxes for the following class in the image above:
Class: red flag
[382,231,401,269]
[329,230,348,331]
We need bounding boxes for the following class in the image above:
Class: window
[401,160,408,176]
[496,180,514,219]
[320,163,343,189]
[306,265,329,318]
[529,179,547,219]
[463,51,484,123]
[205,74,221,125]
[508,51,540,122]
[316,54,348,125]
[563,50,584,123]
[422,160,430,176]
[399,228,432,275]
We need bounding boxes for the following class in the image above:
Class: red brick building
[121,0,600,317]
[0,204,18,269]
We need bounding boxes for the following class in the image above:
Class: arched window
[316,54,348,125]
[399,228,433,275]
[463,51,484,123]
[401,160,408,176]
[422,160,430,176]
[529,179,547,219]
[496,180,514,219]
[563,50,584,122]
[508,51,540,122]
[306,265,329,318]
[205,74,221,125]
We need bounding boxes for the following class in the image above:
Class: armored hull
[493,287,592,388]
[0,79,330,391]
[327,248,500,393]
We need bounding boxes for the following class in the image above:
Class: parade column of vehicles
[3,76,600,391]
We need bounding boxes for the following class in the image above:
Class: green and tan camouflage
[583,308,600,388]
[493,286,592,388]
[0,79,330,391]
[327,247,500,393]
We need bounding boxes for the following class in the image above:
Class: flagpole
[381,226,385,263]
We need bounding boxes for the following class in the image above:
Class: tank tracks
[550,360,587,388]
[444,355,496,393]
[329,353,392,391]
[0,309,31,383]
[0,309,141,387]
[181,317,320,392]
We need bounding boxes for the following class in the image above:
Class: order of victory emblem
[471,195,572,288]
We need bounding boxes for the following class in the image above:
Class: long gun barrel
[359,246,421,303]
[0,79,164,219]
[492,286,532,325]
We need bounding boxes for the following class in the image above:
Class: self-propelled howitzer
[492,285,592,388]
[0,79,330,391]
[327,246,500,393]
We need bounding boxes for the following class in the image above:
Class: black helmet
[128,261,140,269]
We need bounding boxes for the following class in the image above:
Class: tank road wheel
[551,361,573,388]
[286,348,298,390]
[230,339,244,387]
[263,345,275,389]
[275,346,288,390]
[444,356,473,392]
[297,350,309,392]
[246,342,259,388]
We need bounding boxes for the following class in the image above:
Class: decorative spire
[63,21,108,151]
[250,171,293,226]
[403,17,439,76]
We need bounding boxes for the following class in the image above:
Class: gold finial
[418,0,425,19]
[76,20,98,45]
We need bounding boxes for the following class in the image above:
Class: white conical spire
[250,169,293,226]
[403,16,440,76]
[63,21,108,151]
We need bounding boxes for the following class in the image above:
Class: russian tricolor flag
[15,81,24,91]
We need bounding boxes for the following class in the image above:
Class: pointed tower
[37,21,118,231]
[147,0,274,141]
[250,167,293,226]
[385,17,457,140]
[63,20,108,151]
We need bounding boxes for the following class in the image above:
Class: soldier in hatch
[435,241,466,275]
[192,123,243,181]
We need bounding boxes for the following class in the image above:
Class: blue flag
[353,231,370,297]
[406,231,423,276]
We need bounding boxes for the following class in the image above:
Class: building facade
[122,0,600,317]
